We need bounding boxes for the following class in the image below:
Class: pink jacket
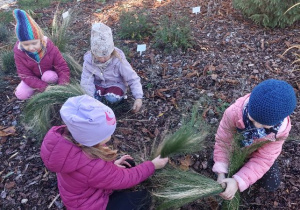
[40,126,155,210]
[14,37,70,92]
[80,47,143,99]
[213,94,291,192]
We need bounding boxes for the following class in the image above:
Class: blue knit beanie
[248,79,297,126]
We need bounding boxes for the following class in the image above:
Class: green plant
[62,53,82,81]
[0,24,9,42]
[118,9,153,40]
[49,9,72,53]
[154,15,193,51]
[154,106,210,158]
[152,167,223,210]
[233,0,300,28]
[1,51,16,74]
[23,83,86,141]
[0,11,14,24]
[18,0,52,10]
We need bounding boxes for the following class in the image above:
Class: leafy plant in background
[118,9,153,40]
[0,24,9,42]
[23,83,86,141]
[18,0,72,10]
[233,0,300,28]
[0,11,14,25]
[154,15,193,51]
[1,51,16,74]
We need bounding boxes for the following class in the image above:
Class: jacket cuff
[232,174,248,192]
[212,162,228,174]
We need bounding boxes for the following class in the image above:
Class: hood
[40,125,93,173]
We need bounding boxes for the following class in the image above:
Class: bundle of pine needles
[152,166,223,210]
[154,106,210,158]
[222,134,269,210]
[23,83,85,141]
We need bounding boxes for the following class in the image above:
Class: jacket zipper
[24,48,47,76]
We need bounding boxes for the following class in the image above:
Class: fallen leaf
[179,155,194,171]
[5,181,16,190]
[0,126,16,137]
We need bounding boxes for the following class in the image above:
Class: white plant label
[62,11,69,19]
[137,44,146,56]
[192,6,201,14]
[157,0,162,2]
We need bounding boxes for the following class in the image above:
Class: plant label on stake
[137,44,146,56]
[192,6,201,14]
[62,11,69,19]
[157,0,162,3]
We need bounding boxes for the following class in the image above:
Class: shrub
[154,15,193,51]
[118,9,153,40]
[0,11,14,24]
[233,0,300,28]
[0,24,9,42]
[1,51,16,74]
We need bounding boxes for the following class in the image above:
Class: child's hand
[152,155,169,169]
[114,155,133,168]
[217,173,226,188]
[132,99,142,113]
[219,178,238,200]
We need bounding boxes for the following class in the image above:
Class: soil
[1,0,300,209]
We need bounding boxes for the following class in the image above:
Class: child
[80,23,143,113]
[213,79,297,200]
[13,9,70,100]
[40,95,168,210]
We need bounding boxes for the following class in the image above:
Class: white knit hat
[91,23,114,57]
[60,95,116,146]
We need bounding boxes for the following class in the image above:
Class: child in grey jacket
[80,23,143,113]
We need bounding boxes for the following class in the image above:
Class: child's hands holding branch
[114,155,134,168]
[132,98,142,113]
[219,177,238,200]
[152,155,169,169]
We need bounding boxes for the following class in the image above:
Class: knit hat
[13,9,44,41]
[248,79,297,126]
[91,23,114,57]
[60,95,117,146]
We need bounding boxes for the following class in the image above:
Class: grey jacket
[80,47,143,99]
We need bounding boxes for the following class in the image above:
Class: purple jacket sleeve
[52,47,70,85]
[118,52,143,99]
[14,53,48,92]
[88,160,155,190]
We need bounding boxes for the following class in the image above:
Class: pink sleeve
[88,160,155,190]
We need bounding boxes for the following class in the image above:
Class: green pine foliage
[1,51,16,74]
[221,134,269,210]
[154,15,193,51]
[118,9,153,40]
[154,106,210,158]
[152,167,223,210]
[233,0,300,28]
[23,83,86,141]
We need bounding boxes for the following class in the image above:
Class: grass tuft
[23,83,86,141]
[1,51,16,74]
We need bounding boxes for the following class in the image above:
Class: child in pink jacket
[213,79,297,200]
[13,9,70,100]
[40,95,168,210]
[80,23,143,113]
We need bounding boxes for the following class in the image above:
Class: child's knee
[42,70,58,84]
[104,94,123,104]
[15,82,34,100]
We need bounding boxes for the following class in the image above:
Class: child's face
[94,54,111,63]
[20,39,41,53]
[248,114,272,129]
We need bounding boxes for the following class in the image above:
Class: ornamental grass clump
[1,51,16,74]
[23,83,85,140]
[222,134,269,210]
[152,167,223,210]
[154,107,210,158]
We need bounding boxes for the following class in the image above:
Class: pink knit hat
[60,95,116,146]
[91,23,114,57]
